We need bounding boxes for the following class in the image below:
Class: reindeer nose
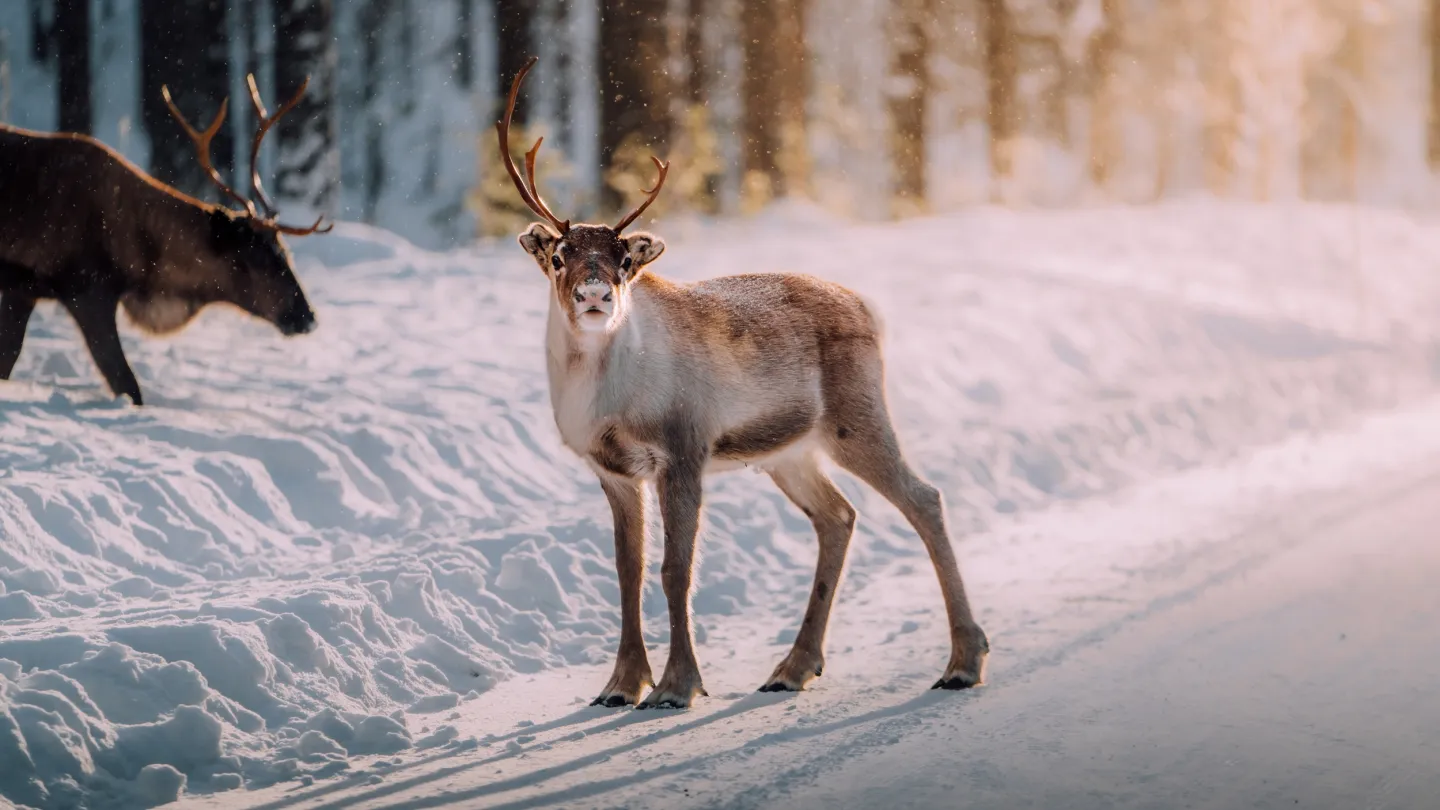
[574,282,612,306]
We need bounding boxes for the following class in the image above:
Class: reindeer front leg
[638,449,708,709]
[592,476,653,707]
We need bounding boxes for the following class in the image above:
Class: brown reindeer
[0,75,330,406]
[499,57,988,709]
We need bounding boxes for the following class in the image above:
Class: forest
[0,0,1436,249]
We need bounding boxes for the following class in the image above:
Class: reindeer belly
[121,291,201,335]
[707,400,821,473]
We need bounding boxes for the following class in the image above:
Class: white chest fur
[546,300,611,455]
[549,363,602,453]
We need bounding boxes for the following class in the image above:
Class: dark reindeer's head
[163,75,329,337]
[206,209,315,335]
[499,57,668,335]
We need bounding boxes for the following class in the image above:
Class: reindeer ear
[518,222,562,274]
[620,232,665,280]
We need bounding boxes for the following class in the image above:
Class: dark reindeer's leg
[64,292,143,406]
[592,475,654,707]
[824,349,988,690]
[761,457,856,692]
[638,447,707,709]
[0,293,36,379]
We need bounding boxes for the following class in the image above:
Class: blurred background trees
[0,0,1436,248]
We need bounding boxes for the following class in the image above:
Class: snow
[2,201,1440,808]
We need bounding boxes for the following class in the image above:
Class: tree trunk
[599,0,670,214]
[456,0,475,90]
[1429,0,1440,169]
[28,0,51,63]
[0,31,11,124]
[358,0,394,222]
[980,0,1017,199]
[271,0,338,214]
[889,0,930,211]
[699,0,743,214]
[774,0,808,198]
[495,0,535,124]
[1200,0,1238,197]
[55,0,90,133]
[567,0,603,214]
[1088,0,1121,190]
[140,0,234,200]
[741,0,781,203]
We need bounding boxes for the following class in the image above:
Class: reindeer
[498,57,988,709]
[0,75,330,406]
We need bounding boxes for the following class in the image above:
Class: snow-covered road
[179,396,1440,810]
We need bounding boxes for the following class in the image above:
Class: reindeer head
[499,57,668,334]
[162,75,330,336]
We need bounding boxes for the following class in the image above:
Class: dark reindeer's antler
[161,86,260,216]
[246,74,330,235]
[497,56,570,234]
[163,78,332,237]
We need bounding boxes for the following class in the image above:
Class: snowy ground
[2,201,1440,808]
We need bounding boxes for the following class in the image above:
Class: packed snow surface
[2,202,1439,808]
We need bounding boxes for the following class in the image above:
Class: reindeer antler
[164,79,332,236]
[496,56,570,234]
[161,86,260,216]
[244,74,333,236]
[613,156,670,233]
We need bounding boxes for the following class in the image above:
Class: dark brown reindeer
[0,75,330,406]
[499,57,988,709]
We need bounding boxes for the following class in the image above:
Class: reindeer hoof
[591,694,632,708]
[932,674,980,690]
[637,681,706,710]
[757,682,795,693]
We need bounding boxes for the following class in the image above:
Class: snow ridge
[1,203,1438,807]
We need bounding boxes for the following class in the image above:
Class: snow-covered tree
[271,0,338,215]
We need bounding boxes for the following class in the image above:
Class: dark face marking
[713,406,817,460]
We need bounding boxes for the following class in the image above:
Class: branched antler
[161,86,259,216]
[164,77,333,237]
[496,56,570,234]
[613,156,670,233]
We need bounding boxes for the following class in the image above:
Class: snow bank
[1,202,1438,807]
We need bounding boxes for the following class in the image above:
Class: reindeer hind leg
[0,292,36,379]
[760,454,856,692]
[64,292,144,406]
[822,348,988,689]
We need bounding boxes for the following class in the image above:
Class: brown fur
[0,124,316,405]
[518,220,989,709]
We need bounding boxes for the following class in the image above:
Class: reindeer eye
[621,256,633,271]
[551,255,563,271]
